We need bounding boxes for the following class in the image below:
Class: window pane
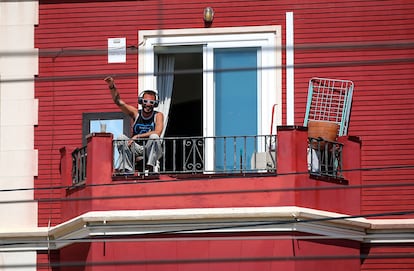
[90,119,124,138]
[214,48,258,171]
[82,112,130,146]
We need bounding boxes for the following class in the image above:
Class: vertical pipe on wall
[286,12,294,125]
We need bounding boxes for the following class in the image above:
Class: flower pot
[308,120,339,149]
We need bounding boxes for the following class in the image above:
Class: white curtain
[156,54,175,137]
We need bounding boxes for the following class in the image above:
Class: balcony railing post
[336,136,361,214]
[277,126,309,174]
[60,146,75,188]
[86,132,113,185]
[337,136,362,182]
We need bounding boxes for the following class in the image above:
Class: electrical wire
[1,56,413,84]
[0,40,413,57]
[0,164,414,204]
[0,40,412,84]
[2,208,414,248]
[1,252,414,269]
[2,163,414,194]
[3,232,414,249]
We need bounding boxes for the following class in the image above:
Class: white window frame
[138,26,282,137]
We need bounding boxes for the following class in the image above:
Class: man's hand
[128,134,139,146]
[104,76,115,89]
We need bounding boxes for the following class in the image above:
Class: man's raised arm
[104,76,137,118]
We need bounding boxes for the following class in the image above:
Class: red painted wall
[57,235,360,271]
[34,1,414,269]
[35,0,414,271]
[360,244,414,270]
[290,1,414,219]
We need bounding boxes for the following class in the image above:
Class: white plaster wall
[0,252,37,271]
[0,1,39,270]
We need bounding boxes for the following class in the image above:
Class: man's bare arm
[104,77,137,118]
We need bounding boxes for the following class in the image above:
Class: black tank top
[132,110,157,136]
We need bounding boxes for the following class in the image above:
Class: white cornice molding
[1,206,413,251]
[138,25,280,44]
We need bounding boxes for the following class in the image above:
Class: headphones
[138,89,159,107]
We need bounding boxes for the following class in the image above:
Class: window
[82,112,130,146]
[138,26,281,172]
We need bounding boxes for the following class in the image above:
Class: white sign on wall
[108,37,126,63]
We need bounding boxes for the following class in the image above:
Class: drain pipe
[286,11,294,125]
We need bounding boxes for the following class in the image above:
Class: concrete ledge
[1,206,413,251]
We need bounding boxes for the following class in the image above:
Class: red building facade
[33,0,414,270]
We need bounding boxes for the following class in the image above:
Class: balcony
[60,126,361,220]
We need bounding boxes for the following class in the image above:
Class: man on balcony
[104,76,164,174]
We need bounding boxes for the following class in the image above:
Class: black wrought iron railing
[308,137,343,179]
[71,135,344,181]
[72,146,87,184]
[113,135,277,175]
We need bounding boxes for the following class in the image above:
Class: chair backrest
[303,77,354,136]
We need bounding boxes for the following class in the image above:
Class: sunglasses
[142,99,157,105]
